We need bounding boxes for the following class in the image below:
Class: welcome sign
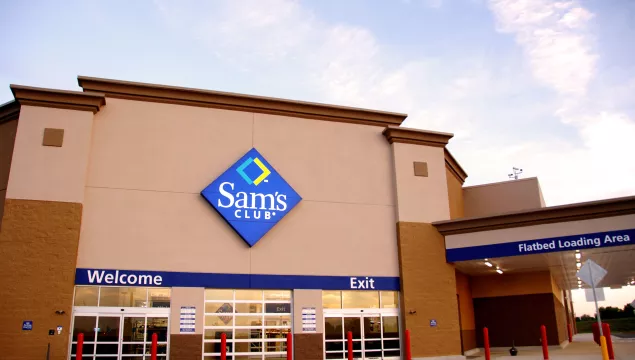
[201,148,302,246]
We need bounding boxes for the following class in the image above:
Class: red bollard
[483,327,491,360]
[541,325,549,360]
[602,323,615,360]
[76,333,84,359]
[151,333,158,360]
[287,332,293,360]
[221,332,227,360]
[567,323,573,343]
[347,331,353,360]
[405,329,412,360]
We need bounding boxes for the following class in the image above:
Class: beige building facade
[1,76,634,360]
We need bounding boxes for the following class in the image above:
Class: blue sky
[1,0,634,313]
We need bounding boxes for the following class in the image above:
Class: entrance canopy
[434,196,635,290]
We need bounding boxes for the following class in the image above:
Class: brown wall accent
[446,167,465,220]
[471,271,553,299]
[397,222,462,357]
[474,294,562,347]
[456,271,476,352]
[294,333,323,360]
[0,100,21,124]
[0,199,82,360]
[413,161,428,177]
[445,148,467,183]
[462,178,544,219]
[0,119,18,231]
[554,295,568,343]
[170,334,203,360]
[78,76,405,127]
[434,194,635,235]
[10,85,105,113]
[383,126,453,147]
[461,330,477,353]
[42,128,64,147]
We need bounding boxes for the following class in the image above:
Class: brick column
[384,127,463,358]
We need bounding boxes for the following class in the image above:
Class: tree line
[576,303,635,321]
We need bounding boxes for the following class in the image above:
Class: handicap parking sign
[22,321,33,331]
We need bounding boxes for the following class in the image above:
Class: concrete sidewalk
[466,333,635,359]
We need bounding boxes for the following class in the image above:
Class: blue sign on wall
[22,321,33,331]
[75,268,401,291]
[446,228,634,262]
[201,148,302,247]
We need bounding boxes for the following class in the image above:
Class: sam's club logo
[201,148,302,247]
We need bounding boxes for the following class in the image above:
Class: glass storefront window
[72,286,171,308]
[148,288,171,308]
[203,289,291,360]
[100,287,148,307]
[74,286,99,306]
[323,290,399,309]
[322,291,342,309]
[342,291,379,308]
[264,290,291,301]
[236,290,263,301]
[381,291,399,308]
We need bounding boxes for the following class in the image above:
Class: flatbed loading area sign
[446,228,634,262]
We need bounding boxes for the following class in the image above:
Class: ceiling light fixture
[575,250,580,253]
[496,267,503,274]
[576,263,581,269]
[575,253,581,260]
[484,261,493,267]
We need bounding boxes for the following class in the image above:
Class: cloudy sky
[1,0,634,313]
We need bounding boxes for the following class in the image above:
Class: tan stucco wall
[446,168,464,220]
[6,106,93,203]
[170,287,204,334]
[78,98,399,277]
[391,143,450,223]
[445,214,635,249]
[551,274,565,305]
[463,177,544,218]
[293,290,323,334]
[471,271,553,298]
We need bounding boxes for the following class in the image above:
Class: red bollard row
[77,333,84,359]
[540,325,549,360]
[483,327,491,360]
[482,325,551,360]
[287,332,293,360]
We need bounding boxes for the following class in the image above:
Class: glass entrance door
[324,313,400,360]
[70,312,169,359]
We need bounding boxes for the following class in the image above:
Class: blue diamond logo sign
[201,148,302,247]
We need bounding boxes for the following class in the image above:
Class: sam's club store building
[1,76,634,360]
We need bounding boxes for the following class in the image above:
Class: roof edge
[0,100,20,124]
[10,85,106,113]
[444,148,468,183]
[433,195,635,235]
[77,76,407,127]
[382,125,454,147]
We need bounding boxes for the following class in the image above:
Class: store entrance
[324,310,400,360]
[69,308,169,359]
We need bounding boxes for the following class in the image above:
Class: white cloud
[488,0,597,95]
[151,0,635,206]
